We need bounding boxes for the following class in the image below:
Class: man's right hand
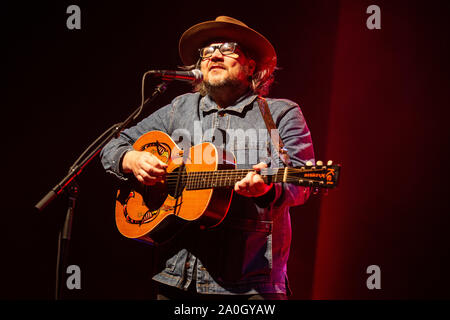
[121,150,168,185]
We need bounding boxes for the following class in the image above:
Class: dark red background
[3,0,450,300]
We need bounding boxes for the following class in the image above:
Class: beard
[205,77,241,91]
[201,76,250,97]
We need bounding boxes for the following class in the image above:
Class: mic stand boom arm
[35,81,169,211]
[34,81,170,300]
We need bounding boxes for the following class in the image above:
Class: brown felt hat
[179,16,277,73]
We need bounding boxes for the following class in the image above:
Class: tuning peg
[316,160,323,166]
[327,160,333,166]
[306,161,313,166]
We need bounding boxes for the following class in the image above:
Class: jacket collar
[200,92,258,114]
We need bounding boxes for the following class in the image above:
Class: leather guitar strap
[257,96,291,167]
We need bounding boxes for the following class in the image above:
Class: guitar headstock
[290,160,341,189]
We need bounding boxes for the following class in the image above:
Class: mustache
[209,64,227,70]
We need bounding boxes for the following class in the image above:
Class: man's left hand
[234,162,273,197]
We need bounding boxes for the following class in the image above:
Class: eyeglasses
[199,42,239,59]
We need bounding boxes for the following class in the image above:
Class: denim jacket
[100,92,315,295]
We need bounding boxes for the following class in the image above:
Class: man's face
[199,42,256,88]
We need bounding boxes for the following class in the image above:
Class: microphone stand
[54,182,78,300]
[35,80,170,300]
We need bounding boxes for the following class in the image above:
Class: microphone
[148,69,203,83]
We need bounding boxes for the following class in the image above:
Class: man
[100,16,315,300]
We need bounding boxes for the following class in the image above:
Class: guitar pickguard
[140,141,171,163]
[123,191,159,225]
[122,191,180,226]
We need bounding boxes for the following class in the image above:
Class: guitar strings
[166,168,314,180]
[163,168,308,181]
[162,167,312,189]
[163,167,307,180]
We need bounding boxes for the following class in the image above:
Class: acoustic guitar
[115,130,340,245]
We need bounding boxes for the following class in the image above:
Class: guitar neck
[182,165,338,190]
[185,169,275,191]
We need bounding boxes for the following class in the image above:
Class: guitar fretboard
[164,163,340,191]
[164,167,327,191]
[186,169,269,190]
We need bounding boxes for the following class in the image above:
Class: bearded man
[101,16,315,300]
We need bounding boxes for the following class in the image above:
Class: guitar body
[115,131,235,245]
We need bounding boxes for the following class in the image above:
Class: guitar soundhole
[167,165,187,199]
[141,182,168,211]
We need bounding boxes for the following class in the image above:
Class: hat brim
[179,20,276,73]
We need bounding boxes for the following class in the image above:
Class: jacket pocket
[164,249,183,274]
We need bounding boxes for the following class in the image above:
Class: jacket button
[185,262,190,268]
